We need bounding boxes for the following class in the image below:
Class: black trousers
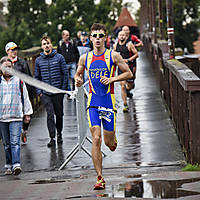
[41,94,64,139]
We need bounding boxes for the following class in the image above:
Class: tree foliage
[173,0,200,52]
[0,0,123,57]
[94,0,122,33]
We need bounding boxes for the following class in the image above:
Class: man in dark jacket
[57,30,79,92]
[5,42,34,144]
[35,35,68,147]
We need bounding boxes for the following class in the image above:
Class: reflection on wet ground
[31,179,66,184]
[116,178,200,198]
[64,177,200,199]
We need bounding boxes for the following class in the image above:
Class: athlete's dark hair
[40,35,52,43]
[90,23,106,34]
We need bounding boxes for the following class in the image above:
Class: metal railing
[142,33,200,164]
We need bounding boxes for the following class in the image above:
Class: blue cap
[81,32,88,36]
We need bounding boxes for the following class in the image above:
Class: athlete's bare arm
[128,42,138,62]
[135,40,143,47]
[113,43,117,51]
[100,51,133,85]
[74,54,86,87]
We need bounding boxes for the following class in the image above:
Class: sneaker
[13,166,22,175]
[21,130,28,143]
[123,104,129,113]
[47,138,56,147]
[126,89,133,98]
[4,168,12,175]
[94,176,106,190]
[109,136,118,152]
[57,136,63,144]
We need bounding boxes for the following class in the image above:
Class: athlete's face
[118,31,126,42]
[90,30,106,48]
[122,26,130,37]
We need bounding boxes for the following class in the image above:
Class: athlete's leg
[126,66,136,91]
[120,80,127,105]
[126,81,134,90]
[102,110,117,150]
[90,125,102,177]
[87,108,103,176]
[103,129,116,149]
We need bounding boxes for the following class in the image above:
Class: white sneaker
[4,168,12,175]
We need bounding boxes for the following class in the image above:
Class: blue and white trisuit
[85,49,116,131]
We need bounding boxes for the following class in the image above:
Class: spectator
[77,31,92,91]
[5,41,34,144]
[35,35,68,147]
[57,30,80,92]
[77,31,93,49]
[0,56,33,175]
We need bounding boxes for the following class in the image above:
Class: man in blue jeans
[35,35,68,147]
[0,56,33,175]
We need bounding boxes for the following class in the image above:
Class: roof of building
[114,7,137,30]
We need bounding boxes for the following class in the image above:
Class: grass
[182,163,200,171]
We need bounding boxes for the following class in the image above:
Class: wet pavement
[1,51,200,199]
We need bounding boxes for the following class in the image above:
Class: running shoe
[123,104,129,112]
[4,168,12,175]
[109,136,117,152]
[21,130,27,143]
[13,166,22,175]
[94,176,105,190]
[126,89,133,98]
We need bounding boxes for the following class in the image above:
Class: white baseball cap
[5,42,19,52]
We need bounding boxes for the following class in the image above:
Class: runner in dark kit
[114,30,138,112]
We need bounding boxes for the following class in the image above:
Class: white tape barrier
[0,64,73,96]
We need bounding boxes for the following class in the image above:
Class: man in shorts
[74,23,133,190]
[114,30,138,112]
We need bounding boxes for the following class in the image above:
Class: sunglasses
[91,33,105,38]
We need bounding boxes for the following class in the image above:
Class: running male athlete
[113,30,138,112]
[74,23,133,190]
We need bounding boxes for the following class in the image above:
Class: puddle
[30,179,65,184]
[65,194,108,199]
[111,178,200,198]
[65,178,200,199]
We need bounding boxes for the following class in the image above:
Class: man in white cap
[5,42,34,144]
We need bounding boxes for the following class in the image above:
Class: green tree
[0,2,5,29]
[73,0,96,33]
[0,2,7,57]
[47,0,75,44]
[1,0,48,49]
[0,0,124,56]
[173,0,200,52]
[94,0,122,34]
